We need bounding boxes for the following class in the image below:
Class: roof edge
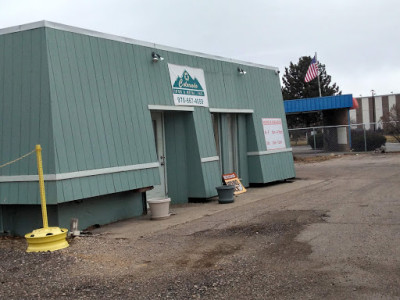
[0,20,47,35]
[284,94,354,114]
[0,20,278,71]
[355,93,399,99]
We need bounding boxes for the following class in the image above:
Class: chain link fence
[289,122,400,155]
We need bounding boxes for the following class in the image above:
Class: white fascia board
[0,21,278,72]
[209,108,254,114]
[0,20,46,35]
[148,105,194,112]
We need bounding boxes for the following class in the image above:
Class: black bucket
[216,185,235,204]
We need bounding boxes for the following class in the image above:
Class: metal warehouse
[0,21,295,235]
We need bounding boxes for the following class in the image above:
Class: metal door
[147,112,167,199]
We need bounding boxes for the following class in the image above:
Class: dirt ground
[1,153,399,299]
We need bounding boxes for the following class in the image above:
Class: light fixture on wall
[237,67,246,75]
[274,70,280,75]
[152,52,164,63]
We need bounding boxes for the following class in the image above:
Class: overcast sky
[1,0,399,97]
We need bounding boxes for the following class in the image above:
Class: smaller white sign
[262,118,286,150]
[168,64,209,107]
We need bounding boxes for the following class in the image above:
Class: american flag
[304,56,319,82]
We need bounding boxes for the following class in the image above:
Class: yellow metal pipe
[35,144,48,228]
[25,145,69,252]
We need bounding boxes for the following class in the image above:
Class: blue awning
[284,94,353,113]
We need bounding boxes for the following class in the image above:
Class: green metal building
[0,21,295,236]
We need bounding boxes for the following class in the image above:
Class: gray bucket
[216,185,235,204]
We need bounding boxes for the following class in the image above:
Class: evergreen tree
[281,56,341,128]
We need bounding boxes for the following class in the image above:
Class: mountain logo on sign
[172,70,205,96]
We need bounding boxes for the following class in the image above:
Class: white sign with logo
[168,64,209,107]
[262,118,286,150]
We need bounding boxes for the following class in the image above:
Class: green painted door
[213,113,239,175]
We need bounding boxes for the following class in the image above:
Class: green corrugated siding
[248,152,295,183]
[237,114,249,187]
[57,190,143,232]
[0,190,143,236]
[192,109,221,198]
[0,28,55,205]
[185,111,206,198]
[1,24,295,207]
[46,28,160,202]
[165,110,220,202]
[219,114,231,173]
[243,67,294,183]
[164,112,189,204]
[201,161,221,198]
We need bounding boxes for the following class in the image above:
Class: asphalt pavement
[2,152,399,299]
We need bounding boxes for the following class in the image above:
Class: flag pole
[316,52,322,97]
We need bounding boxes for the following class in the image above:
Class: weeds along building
[0,21,295,235]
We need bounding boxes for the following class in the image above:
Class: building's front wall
[0,23,295,235]
[352,94,400,129]
[0,28,57,205]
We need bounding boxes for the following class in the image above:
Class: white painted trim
[0,162,160,183]
[209,108,254,114]
[247,148,293,156]
[0,175,53,182]
[201,156,220,163]
[0,20,46,35]
[0,21,278,72]
[148,105,194,112]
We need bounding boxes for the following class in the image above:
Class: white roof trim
[0,21,278,71]
[148,105,194,112]
[0,20,46,35]
[209,108,254,114]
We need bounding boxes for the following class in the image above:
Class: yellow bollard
[36,145,48,228]
[25,145,69,252]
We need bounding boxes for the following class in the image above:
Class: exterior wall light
[275,70,280,75]
[152,52,164,63]
[237,67,246,75]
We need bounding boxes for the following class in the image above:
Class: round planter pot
[216,185,235,204]
[147,197,171,220]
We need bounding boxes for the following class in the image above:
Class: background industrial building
[351,93,400,129]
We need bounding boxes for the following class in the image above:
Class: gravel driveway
[1,153,399,299]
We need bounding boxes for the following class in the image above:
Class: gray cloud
[0,0,399,97]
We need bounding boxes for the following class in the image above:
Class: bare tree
[381,105,400,142]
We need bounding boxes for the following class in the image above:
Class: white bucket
[147,197,171,220]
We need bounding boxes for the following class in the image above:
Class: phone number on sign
[177,96,204,105]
